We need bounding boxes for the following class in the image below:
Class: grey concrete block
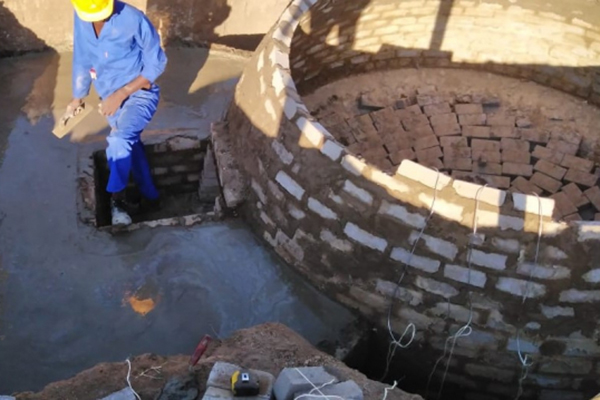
[98,388,136,400]
[274,367,338,400]
[206,362,274,400]
[294,380,363,400]
[203,387,234,400]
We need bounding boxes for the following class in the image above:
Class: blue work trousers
[105,85,160,200]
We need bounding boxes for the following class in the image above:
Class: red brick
[490,126,519,138]
[473,161,502,175]
[463,126,491,138]
[424,102,452,116]
[562,183,590,207]
[561,154,594,173]
[502,150,531,164]
[511,176,543,195]
[531,145,564,164]
[389,148,416,165]
[519,129,550,144]
[534,160,567,180]
[584,186,600,211]
[440,136,468,148]
[459,114,487,126]
[444,157,473,171]
[550,192,578,218]
[416,146,443,161]
[414,135,440,150]
[401,114,430,131]
[487,114,516,127]
[531,172,562,193]
[564,169,598,187]
[547,139,579,156]
[455,104,483,114]
[472,139,501,152]
[563,213,582,222]
[503,163,533,177]
[444,147,472,159]
[473,150,501,164]
[501,138,530,152]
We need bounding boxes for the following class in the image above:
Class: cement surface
[0,49,355,393]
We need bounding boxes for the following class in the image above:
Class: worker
[62,0,167,225]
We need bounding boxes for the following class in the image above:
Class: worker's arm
[63,15,92,124]
[100,13,167,117]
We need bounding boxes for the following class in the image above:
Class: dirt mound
[14,323,421,400]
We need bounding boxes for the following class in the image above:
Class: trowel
[52,104,94,139]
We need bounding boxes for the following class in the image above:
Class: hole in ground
[93,138,217,227]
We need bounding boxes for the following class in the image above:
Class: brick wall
[223,0,600,398]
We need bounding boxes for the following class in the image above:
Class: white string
[126,358,142,400]
[381,170,441,381]
[293,368,345,400]
[382,380,398,400]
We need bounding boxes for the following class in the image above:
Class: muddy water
[0,49,355,393]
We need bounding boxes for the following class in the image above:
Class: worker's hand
[60,98,85,126]
[99,89,127,117]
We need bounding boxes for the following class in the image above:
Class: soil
[13,323,421,400]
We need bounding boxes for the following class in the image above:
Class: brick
[271,141,294,165]
[583,269,600,283]
[344,223,387,251]
[531,172,562,193]
[275,172,304,200]
[369,107,398,130]
[308,198,337,220]
[497,277,546,298]
[401,113,430,131]
[474,150,502,164]
[274,367,338,400]
[501,138,529,152]
[430,303,480,324]
[443,146,471,158]
[444,264,487,288]
[444,157,472,171]
[463,126,491,138]
[560,289,600,303]
[532,145,564,164]
[547,139,579,156]
[397,159,452,189]
[424,102,451,116]
[512,192,555,217]
[415,276,458,297]
[563,213,582,222]
[517,262,571,280]
[471,249,507,270]
[550,192,578,218]
[540,305,574,319]
[492,238,520,254]
[320,140,344,161]
[584,186,600,210]
[251,179,267,203]
[389,148,416,165]
[416,146,443,161]
[419,193,464,222]
[490,126,518,138]
[487,114,515,126]
[519,129,550,144]
[391,247,441,273]
[378,200,426,229]
[472,139,500,152]
[452,180,506,206]
[459,114,487,126]
[503,163,533,177]
[408,231,458,260]
[549,129,582,146]
[455,104,483,114]
[343,180,373,205]
[406,124,435,138]
[473,161,502,175]
[539,359,592,375]
[534,159,567,180]
[376,280,422,306]
[506,338,539,354]
[394,107,422,122]
[432,123,461,136]
[347,114,378,141]
[502,150,531,164]
[453,173,510,189]
[414,135,439,150]
[464,364,515,383]
[341,154,367,176]
[295,381,363,400]
[516,117,533,128]
[511,176,543,195]
[288,205,305,220]
[561,154,594,172]
[564,169,598,187]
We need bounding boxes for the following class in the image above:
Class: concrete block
[202,387,233,400]
[271,141,294,165]
[476,210,524,231]
[343,180,373,205]
[341,154,367,176]
[396,159,451,190]
[452,180,506,207]
[419,193,464,222]
[296,118,327,149]
[559,290,600,303]
[378,201,426,229]
[415,276,458,298]
[408,231,458,260]
[391,247,441,273]
[444,264,487,288]
[269,47,290,69]
[275,171,305,200]
[294,380,363,400]
[307,198,337,220]
[344,223,387,252]
[470,249,507,271]
[496,278,546,298]
[512,192,555,217]
[281,95,298,120]
[320,230,353,252]
[274,367,338,400]
[540,305,574,319]
[517,263,570,280]
[320,140,343,161]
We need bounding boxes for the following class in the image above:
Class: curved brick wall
[224,0,600,398]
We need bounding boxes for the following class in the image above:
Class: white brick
[271,141,294,165]
[415,276,459,298]
[251,179,267,203]
[444,264,487,288]
[344,222,387,252]
[512,193,555,217]
[269,47,290,69]
[517,263,571,280]
[288,204,306,220]
[506,337,539,354]
[272,27,292,48]
[341,154,367,176]
[577,222,600,242]
[391,248,440,273]
[409,232,458,260]
[260,211,275,227]
[559,289,600,303]
[492,238,520,254]
[378,201,426,228]
[452,180,506,207]
[397,160,451,190]
[376,279,423,306]
[280,95,298,119]
[543,246,567,260]
[296,117,327,149]
[540,305,574,319]
[476,210,524,231]
[268,180,285,201]
[583,269,600,283]
[328,191,344,205]
[263,231,277,247]
[430,303,479,323]
[419,193,464,222]
[398,307,434,329]
[543,221,568,236]
[291,164,300,174]
[307,197,337,220]
[496,278,546,298]
[275,171,305,200]
[321,229,352,252]
[343,180,373,205]
[525,322,541,330]
[470,249,507,271]
[320,140,343,161]
[369,170,410,196]
[272,68,294,96]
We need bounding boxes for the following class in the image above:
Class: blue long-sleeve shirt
[72,0,167,100]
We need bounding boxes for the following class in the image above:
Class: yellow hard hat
[71,0,114,22]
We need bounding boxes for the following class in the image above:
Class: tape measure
[231,370,260,397]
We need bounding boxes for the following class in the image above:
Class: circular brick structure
[223,0,600,398]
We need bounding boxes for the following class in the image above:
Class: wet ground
[0,49,355,393]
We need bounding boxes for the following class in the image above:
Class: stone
[274,367,338,400]
[470,249,507,270]
[496,278,546,298]
[540,305,574,319]
[159,375,200,400]
[344,223,387,252]
[564,169,598,187]
[391,247,441,273]
[275,171,305,200]
[294,380,363,400]
[444,264,487,288]
[506,338,539,354]
[530,172,562,193]
[408,231,458,260]
[430,303,479,323]
[517,262,571,280]
[207,362,274,399]
[415,276,459,297]
[464,364,514,383]
[534,159,567,180]
[502,162,533,177]
[559,290,600,303]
